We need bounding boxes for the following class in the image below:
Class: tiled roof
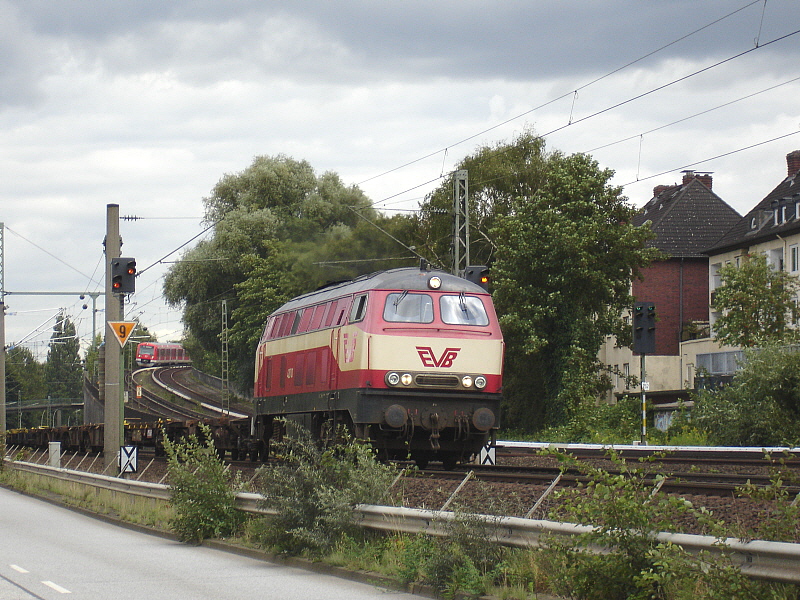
[707,170,800,254]
[633,178,741,257]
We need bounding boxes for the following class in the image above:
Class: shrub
[162,423,242,544]
[252,420,397,555]
[541,450,792,600]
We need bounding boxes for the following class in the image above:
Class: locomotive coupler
[429,412,441,450]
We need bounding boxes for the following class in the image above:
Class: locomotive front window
[139,345,154,356]
[383,293,434,323]
[440,294,489,326]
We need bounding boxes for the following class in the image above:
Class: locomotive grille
[415,374,460,387]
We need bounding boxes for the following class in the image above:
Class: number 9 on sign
[108,321,137,347]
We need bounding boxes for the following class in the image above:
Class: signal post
[103,204,137,471]
[632,302,656,444]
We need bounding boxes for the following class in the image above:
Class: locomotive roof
[274,267,487,314]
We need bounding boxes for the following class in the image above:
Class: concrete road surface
[0,486,421,600]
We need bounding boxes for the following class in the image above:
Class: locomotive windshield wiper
[393,290,409,307]
[459,291,467,312]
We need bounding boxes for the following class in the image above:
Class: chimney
[681,170,713,189]
[653,185,670,197]
[787,150,800,178]
[696,173,712,189]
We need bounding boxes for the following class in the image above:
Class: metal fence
[4,457,800,584]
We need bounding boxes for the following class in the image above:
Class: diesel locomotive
[251,263,503,468]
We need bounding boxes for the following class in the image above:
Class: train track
[428,463,800,497]
[129,369,213,421]
[148,367,251,419]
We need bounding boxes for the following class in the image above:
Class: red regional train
[135,342,191,367]
[251,263,503,468]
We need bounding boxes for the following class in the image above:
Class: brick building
[600,171,740,405]
[632,172,742,355]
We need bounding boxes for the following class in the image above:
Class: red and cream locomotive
[252,263,503,468]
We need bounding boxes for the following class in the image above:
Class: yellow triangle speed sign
[108,321,137,347]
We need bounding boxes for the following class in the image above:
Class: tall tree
[712,253,800,348]
[491,150,658,431]
[5,345,47,427]
[44,312,83,399]
[165,154,415,392]
[413,130,548,269]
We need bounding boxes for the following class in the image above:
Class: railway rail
[147,366,251,419]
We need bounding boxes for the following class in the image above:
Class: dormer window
[751,216,757,229]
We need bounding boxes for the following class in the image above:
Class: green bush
[252,420,397,555]
[162,423,242,544]
[543,450,798,599]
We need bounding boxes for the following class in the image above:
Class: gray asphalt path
[0,487,419,600]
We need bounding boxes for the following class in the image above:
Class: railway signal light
[632,301,656,354]
[111,257,136,293]
[464,265,489,291]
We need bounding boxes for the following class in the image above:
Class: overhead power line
[621,130,800,187]
[366,27,800,210]
[359,0,769,197]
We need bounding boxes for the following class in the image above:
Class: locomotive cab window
[440,294,489,326]
[350,294,368,323]
[383,292,434,323]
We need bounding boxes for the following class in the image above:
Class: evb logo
[416,346,461,368]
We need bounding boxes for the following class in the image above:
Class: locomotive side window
[278,312,295,337]
[309,303,327,330]
[263,317,276,341]
[297,308,314,333]
[290,310,303,335]
[334,297,351,325]
[383,293,434,323]
[324,300,339,327]
[440,294,489,326]
[350,294,368,322]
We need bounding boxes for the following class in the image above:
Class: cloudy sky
[1,0,798,359]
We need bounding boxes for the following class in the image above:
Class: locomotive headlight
[401,373,413,386]
[461,375,473,388]
[428,276,442,289]
[386,372,401,386]
[474,375,487,390]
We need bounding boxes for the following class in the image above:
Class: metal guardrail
[4,458,800,584]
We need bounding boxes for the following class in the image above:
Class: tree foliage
[44,312,82,399]
[413,130,548,269]
[164,154,416,393]
[491,149,658,430]
[712,253,800,348]
[691,345,800,446]
[5,345,47,428]
[413,133,658,431]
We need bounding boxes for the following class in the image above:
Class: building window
[710,263,722,291]
[791,245,799,272]
[623,363,630,389]
[769,248,784,271]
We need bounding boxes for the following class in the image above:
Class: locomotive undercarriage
[253,388,500,468]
